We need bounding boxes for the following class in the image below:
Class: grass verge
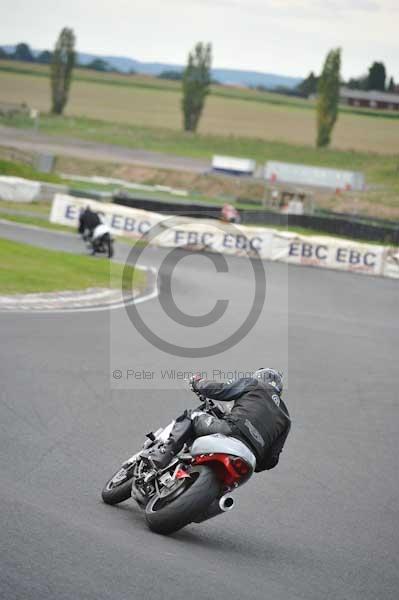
[0,211,72,232]
[0,158,63,183]
[0,237,146,294]
[0,199,51,215]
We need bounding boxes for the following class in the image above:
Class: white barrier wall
[0,176,68,202]
[0,176,41,202]
[50,194,399,279]
[212,155,256,176]
[265,161,365,191]
[50,194,164,236]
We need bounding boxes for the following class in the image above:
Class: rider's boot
[143,413,193,470]
[146,439,176,470]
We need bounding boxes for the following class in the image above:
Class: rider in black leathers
[144,368,291,473]
[78,206,101,239]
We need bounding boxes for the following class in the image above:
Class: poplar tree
[316,48,341,148]
[182,42,212,132]
[51,28,76,115]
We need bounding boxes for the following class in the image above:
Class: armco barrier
[68,188,113,202]
[240,211,399,245]
[50,194,399,280]
[114,195,220,220]
[114,194,399,245]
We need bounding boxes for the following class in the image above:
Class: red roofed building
[340,87,399,111]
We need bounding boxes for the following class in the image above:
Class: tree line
[1,31,389,149]
[0,42,119,73]
[298,61,396,98]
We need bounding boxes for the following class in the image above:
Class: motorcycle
[101,394,256,535]
[83,224,114,258]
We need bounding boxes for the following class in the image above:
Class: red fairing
[175,468,191,479]
[193,453,251,486]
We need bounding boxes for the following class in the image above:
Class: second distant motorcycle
[78,205,114,258]
[86,224,114,258]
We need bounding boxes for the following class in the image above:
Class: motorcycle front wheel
[145,465,220,535]
[101,464,135,505]
[107,237,114,258]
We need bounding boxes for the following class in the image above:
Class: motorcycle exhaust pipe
[219,495,235,512]
[194,494,235,524]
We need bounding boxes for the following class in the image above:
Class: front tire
[105,234,114,258]
[102,466,134,505]
[108,240,114,259]
[145,466,220,535]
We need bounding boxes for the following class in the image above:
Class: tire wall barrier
[50,194,399,279]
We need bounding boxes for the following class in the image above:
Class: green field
[1,59,399,154]
[4,59,398,116]
[0,237,146,294]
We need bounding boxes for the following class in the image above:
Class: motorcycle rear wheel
[145,465,220,535]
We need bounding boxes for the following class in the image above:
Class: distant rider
[144,368,291,473]
[221,203,241,224]
[78,206,103,254]
[78,205,102,240]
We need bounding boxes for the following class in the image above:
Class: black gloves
[188,373,203,394]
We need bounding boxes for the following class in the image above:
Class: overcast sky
[1,0,398,79]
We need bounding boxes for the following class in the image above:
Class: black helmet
[254,368,283,394]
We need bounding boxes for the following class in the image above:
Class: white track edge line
[0,266,159,315]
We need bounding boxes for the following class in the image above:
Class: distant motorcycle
[220,203,241,224]
[101,393,256,535]
[83,224,114,258]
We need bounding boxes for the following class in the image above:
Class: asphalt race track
[0,220,398,600]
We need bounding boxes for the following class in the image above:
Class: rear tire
[145,466,220,535]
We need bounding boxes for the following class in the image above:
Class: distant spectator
[271,189,279,207]
[278,191,304,215]
[287,197,304,215]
